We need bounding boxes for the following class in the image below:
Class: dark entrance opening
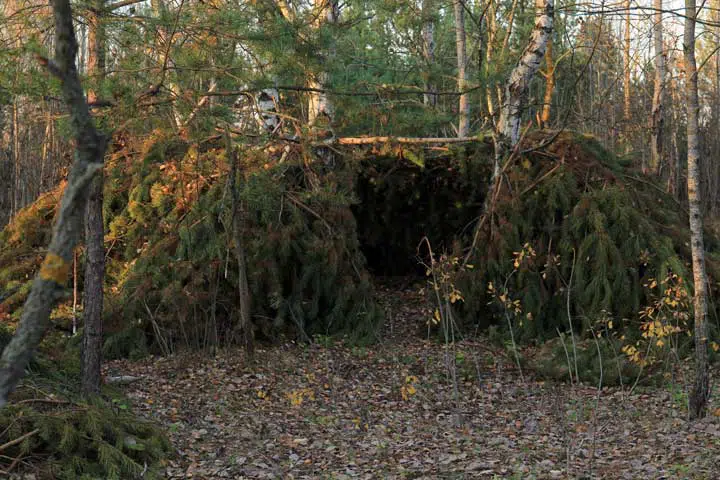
[351,149,490,277]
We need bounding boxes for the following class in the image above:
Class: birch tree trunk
[497,0,554,146]
[650,0,665,174]
[684,0,711,419]
[422,0,437,107]
[540,34,554,127]
[484,0,498,117]
[623,0,631,123]
[308,0,339,128]
[454,0,469,137]
[151,0,182,129]
[669,76,682,199]
[0,0,107,408]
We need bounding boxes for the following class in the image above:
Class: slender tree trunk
[81,0,106,395]
[40,108,52,191]
[485,0,498,117]
[650,0,665,174]
[716,0,720,126]
[422,0,437,107]
[454,0,470,137]
[151,0,182,128]
[471,0,553,261]
[82,175,104,394]
[226,134,254,354]
[666,64,682,198]
[540,34,554,127]
[72,249,78,335]
[669,107,681,198]
[85,2,104,104]
[623,0,631,123]
[497,0,554,146]
[0,0,107,408]
[501,0,519,53]
[684,0,711,419]
[308,0,339,128]
[11,99,20,217]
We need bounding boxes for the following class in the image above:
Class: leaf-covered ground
[107,286,720,479]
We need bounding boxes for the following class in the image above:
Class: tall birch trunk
[684,0,711,419]
[497,0,554,146]
[623,0,631,123]
[650,0,665,174]
[454,0,469,137]
[308,0,339,127]
[151,0,182,128]
[484,0,498,117]
[669,76,682,199]
[540,35,554,127]
[422,0,437,107]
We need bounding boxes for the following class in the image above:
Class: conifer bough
[0,0,107,408]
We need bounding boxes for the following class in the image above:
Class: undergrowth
[0,327,170,478]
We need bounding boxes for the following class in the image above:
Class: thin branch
[205,85,483,98]
[0,429,39,452]
[335,135,486,145]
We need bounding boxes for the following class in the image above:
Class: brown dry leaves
[106,287,720,479]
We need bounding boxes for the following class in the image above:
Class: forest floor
[106,284,720,479]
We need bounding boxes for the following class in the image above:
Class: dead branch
[104,375,143,385]
[0,429,39,452]
[334,135,487,145]
[14,398,70,406]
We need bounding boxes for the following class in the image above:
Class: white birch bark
[308,0,339,127]
[422,0,436,107]
[684,0,711,419]
[454,0,469,137]
[497,0,554,146]
[623,0,631,123]
[650,0,665,174]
